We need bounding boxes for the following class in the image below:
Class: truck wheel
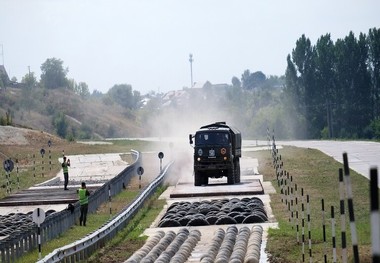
[202,176,209,185]
[194,172,202,186]
[235,159,240,183]
[227,168,235,185]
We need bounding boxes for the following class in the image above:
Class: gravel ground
[0,126,63,146]
[0,126,30,145]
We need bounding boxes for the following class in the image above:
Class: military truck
[189,122,242,186]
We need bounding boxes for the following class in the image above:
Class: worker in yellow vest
[62,156,70,190]
[77,182,90,226]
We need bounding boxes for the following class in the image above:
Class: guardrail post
[370,168,380,262]
[108,184,112,216]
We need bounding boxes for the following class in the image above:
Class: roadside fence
[267,129,380,263]
[0,150,141,263]
[37,159,174,263]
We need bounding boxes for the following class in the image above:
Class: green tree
[20,72,39,111]
[53,112,68,138]
[285,30,377,139]
[91,89,103,98]
[231,76,241,88]
[314,34,336,138]
[251,71,266,87]
[241,70,266,90]
[40,58,68,89]
[74,82,90,99]
[21,72,38,89]
[241,70,251,90]
[368,28,380,119]
[335,32,371,138]
[107,84,141,109]
[284,54,307,138]
[291,34,319,138]
[355,33,372,137]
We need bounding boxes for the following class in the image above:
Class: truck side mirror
[189,134,193,144]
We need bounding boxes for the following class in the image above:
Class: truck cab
[189,122,241,186]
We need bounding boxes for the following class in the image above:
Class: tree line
[284,28,380,139]
[19,58,142,110]
[1,58,143,138]
[3,28,379,141]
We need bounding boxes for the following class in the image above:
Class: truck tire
[194,171,202,186]
[227,168,235,185]
[235,159,240,183]
[202,176,209,185]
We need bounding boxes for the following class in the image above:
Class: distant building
[0,65,25,89]
[192,81,212,89]
[162,89,190,107]
[161,81,231,107]
[192,81,229,90]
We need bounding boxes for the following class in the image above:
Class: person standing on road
[77,182,90,226]
[62,156,71,190]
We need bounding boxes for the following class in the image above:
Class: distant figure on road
[77,182,90,226]
[62,156,70,190]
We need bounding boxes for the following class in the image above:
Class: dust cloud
[142,93,239,185]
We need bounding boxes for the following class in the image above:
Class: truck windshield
[195,132,229,145]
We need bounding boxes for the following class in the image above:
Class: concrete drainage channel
[125,156,278,263]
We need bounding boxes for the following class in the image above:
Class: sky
[1,0,379,95]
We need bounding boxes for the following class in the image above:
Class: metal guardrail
[38,160,173,263]
[0,150,141,263]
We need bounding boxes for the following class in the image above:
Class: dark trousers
[64,172,69,189]
[80,204,88,226]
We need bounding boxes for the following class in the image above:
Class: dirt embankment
[0,126,63,146]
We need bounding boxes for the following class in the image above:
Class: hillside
[0,125,64,146]
[0,87,145,139]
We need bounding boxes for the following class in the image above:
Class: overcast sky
[1,0,379,95]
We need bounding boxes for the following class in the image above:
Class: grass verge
[1,138,168,263]
[248,146,376,263]
[0,139,167,199]
[87,186,166,262]
[16,177,166,263]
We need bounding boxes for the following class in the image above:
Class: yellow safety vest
[78,188,89,205]
[62,163,69,173]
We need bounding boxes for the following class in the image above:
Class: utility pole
[189,53,193,88]
[0,44,4,65]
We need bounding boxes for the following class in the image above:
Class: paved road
[137,137,380,185]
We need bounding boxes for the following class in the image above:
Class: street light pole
[189,53,193,88]
[0,44,4,66]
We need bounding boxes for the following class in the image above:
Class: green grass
[0,138,168,263]
[6,139,378,262]
[249,146,375,263]
[87,187,167,262]
[0,139,168,199]
[15,183,166,263]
